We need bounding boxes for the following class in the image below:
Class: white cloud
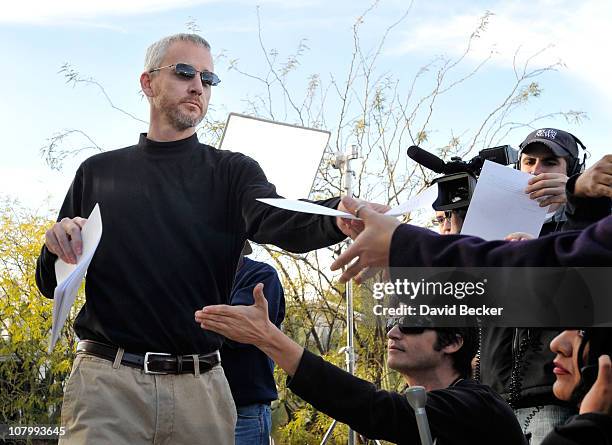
[1,0,321,25]
[390,0,612,101]
[2,0,219,24]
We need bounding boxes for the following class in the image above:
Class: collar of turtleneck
[137,132,199,158]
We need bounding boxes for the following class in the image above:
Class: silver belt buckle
[144,352,172,374]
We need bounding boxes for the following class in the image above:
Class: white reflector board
[219,113,331,198]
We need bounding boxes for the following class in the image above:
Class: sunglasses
[149,63,221,86]
[385,317,427,335]
[432,211,452,226]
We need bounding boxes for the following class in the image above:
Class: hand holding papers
[49,204,103,353]
[257,162,552,241]
[460,161,550,240]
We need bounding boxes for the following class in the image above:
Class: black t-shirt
[35,133,344,354]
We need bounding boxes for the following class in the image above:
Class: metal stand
[321,145,382,445]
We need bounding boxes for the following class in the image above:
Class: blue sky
[1,0,611,212]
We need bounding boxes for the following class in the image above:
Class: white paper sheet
[256,198,360,219]
[385,185,438,216]
[257,185,439,220]
[460,161,549,240]
[49,204,103,353]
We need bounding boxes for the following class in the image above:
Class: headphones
[515,131,587,177]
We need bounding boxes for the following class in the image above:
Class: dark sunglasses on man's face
[385,317,427,335]
[149,63,221,86]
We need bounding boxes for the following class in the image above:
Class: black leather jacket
[480,174,611,407]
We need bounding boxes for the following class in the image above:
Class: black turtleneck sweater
[36,133,344,354]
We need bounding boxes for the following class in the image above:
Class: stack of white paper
[49,204,103,353]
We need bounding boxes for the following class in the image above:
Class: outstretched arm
[195,283,303,376]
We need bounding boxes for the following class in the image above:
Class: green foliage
[0,203,84,428]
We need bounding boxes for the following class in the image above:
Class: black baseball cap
[519,128,579,159]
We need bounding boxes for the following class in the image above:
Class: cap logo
[535,129,557,140]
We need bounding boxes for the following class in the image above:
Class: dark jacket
[541,413,612,445]
[389,215,612,268]
[287,349,527,445]
[484,178,612,407]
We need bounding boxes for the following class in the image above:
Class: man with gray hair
[35,33,366,444]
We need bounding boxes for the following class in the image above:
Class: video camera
[407,145,518,211]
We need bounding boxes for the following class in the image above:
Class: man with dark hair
[517,128,609,235]
[432,327,478,378]
[195,289,527,445]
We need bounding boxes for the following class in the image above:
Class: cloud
[2,0,324,25]
[389,0,612,101]
[3,0,229,24]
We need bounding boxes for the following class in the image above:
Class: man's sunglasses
[385,317,427,335]
[149,63,221,86]
[431,211,452,226]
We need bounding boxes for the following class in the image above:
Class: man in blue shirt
[222,242,285,445]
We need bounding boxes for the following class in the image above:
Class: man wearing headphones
[480,128,610,444]
[517,128,608,235]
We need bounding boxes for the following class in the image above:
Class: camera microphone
[405,386,434,445]
[407,146,446,174]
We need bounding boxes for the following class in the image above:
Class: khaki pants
[59,352,237,445]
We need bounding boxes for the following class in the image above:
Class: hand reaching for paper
[331,196,400,284]
[336,200,391,240]
[45,216,88,264]
[195,283,305,376]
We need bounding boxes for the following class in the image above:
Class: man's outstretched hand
[195,283,304,376]
[331,196,400,284]
[195,283,273,347]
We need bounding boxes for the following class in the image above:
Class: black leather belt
[76,340,221,375]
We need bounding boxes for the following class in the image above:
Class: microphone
[407,146,446,174]
[405,386,434,445]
